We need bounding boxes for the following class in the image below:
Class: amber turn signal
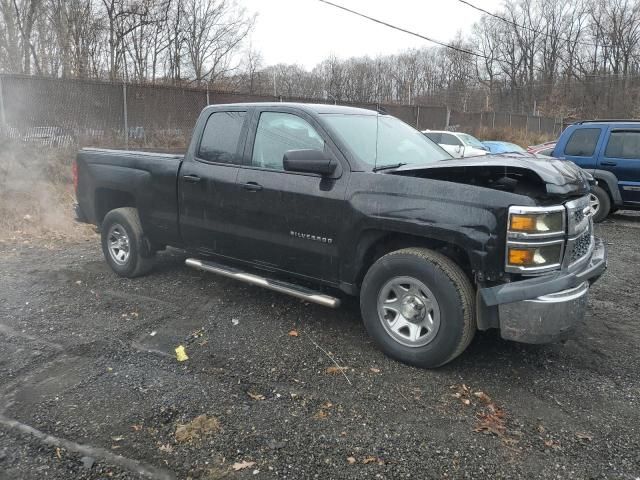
[508,248,535,265]
[509,214,537,232]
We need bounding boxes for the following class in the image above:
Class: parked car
[74,103,606,368]
[552,120,640,222]
[422,130,489,158]
[527,141,557,156]
[482,141,526,154]
[22,126,75,147]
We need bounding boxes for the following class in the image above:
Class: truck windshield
[321,114,451,170]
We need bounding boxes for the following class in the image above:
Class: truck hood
[390,154,592,198]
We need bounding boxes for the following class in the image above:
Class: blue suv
[553,120,640,222]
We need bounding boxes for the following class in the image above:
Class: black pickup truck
[75,103,606,368]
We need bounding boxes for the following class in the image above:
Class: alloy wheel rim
[107,223,130,265]
[589,193,600,217]
[377,276,441,348]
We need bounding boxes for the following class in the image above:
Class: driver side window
[252,112,325,170]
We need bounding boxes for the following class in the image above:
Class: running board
[185,258,341,308]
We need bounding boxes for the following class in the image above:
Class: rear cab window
[563,128,601,157]
[197,111,247,164]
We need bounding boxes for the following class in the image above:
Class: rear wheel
[360,248,476,368]
[101,207,155,278]
[589,185,611,223]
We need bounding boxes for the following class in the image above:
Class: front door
[233,110,349,283]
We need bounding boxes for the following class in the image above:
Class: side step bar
[185,258,341,308]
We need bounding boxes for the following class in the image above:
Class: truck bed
[75,148,184,246]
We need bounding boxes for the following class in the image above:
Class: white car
[422,130,489,158]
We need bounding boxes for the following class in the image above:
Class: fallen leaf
[369,368,381,373]
[462,398,471,406]
[175,345,189,362]
[175,415,220,443]
[473,391,492,404]
[576,432,593,441]
[232,460,255,471]
[362,456,378,464]
[159,443,173,453]
[247,391,266,401]
[474,405,507,437]
[55,447,62,459]
[326,366,348,375]
[232,318,240,326]
[110,436,124,442]
[288,329,299,337]
[131,424,143,432]
[314,409,329,420]
[347,456,356,464]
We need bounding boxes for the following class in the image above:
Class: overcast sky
[241,0,504,69]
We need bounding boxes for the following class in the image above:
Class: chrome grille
[564,195,593,268]
[569,231,591,263]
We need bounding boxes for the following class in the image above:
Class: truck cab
[553,120,640,221]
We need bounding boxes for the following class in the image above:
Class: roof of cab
[206,102,377,115]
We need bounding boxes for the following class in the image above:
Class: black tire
[101,207,155,278]
[360,248,476,368]
[590,185,611,223]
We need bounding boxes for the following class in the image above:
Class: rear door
[233,108,349,283]
[599,128,640,205]
[179,108,249,256]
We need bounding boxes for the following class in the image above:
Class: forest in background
[1,0,640,118]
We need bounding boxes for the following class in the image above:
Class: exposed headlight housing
[507,243,563,269]
[509,212,564,235]
[506,205,566,274]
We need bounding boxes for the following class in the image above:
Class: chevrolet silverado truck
[74,103,607,368]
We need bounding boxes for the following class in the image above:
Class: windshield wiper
[372,162,407,172]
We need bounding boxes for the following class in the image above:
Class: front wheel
[101,207,155,278]
[589,185,611,223]
[360,248,476,368]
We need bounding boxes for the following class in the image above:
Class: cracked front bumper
[480,237,607,344]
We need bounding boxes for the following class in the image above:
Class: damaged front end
[390,156,606,344]
[389,154,593,200]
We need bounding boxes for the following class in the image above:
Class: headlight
[509,211,564,235]
[507,243,563,269]
[506,205,566,274]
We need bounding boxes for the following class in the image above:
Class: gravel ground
[0,213,639,480]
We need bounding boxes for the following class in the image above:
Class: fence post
[538,116,541,133]
[416,105,420,130]
[0,75,6,131]
[206,86,210,105]
[445,107,450,129]
[492,111,496,129]
[123,82,129,149]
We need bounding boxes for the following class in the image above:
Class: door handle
[601,161,617,166]
[243,182,263,192]
[182,175,201,183]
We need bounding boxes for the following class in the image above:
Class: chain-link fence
[0,74,561,150]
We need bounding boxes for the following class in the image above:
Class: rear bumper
[479,237,607,344]
[73,203,89,224]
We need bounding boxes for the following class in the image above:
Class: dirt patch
[0,140,95,243]
[0,217,639,478]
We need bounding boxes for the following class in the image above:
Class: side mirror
[283,149,338,176]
